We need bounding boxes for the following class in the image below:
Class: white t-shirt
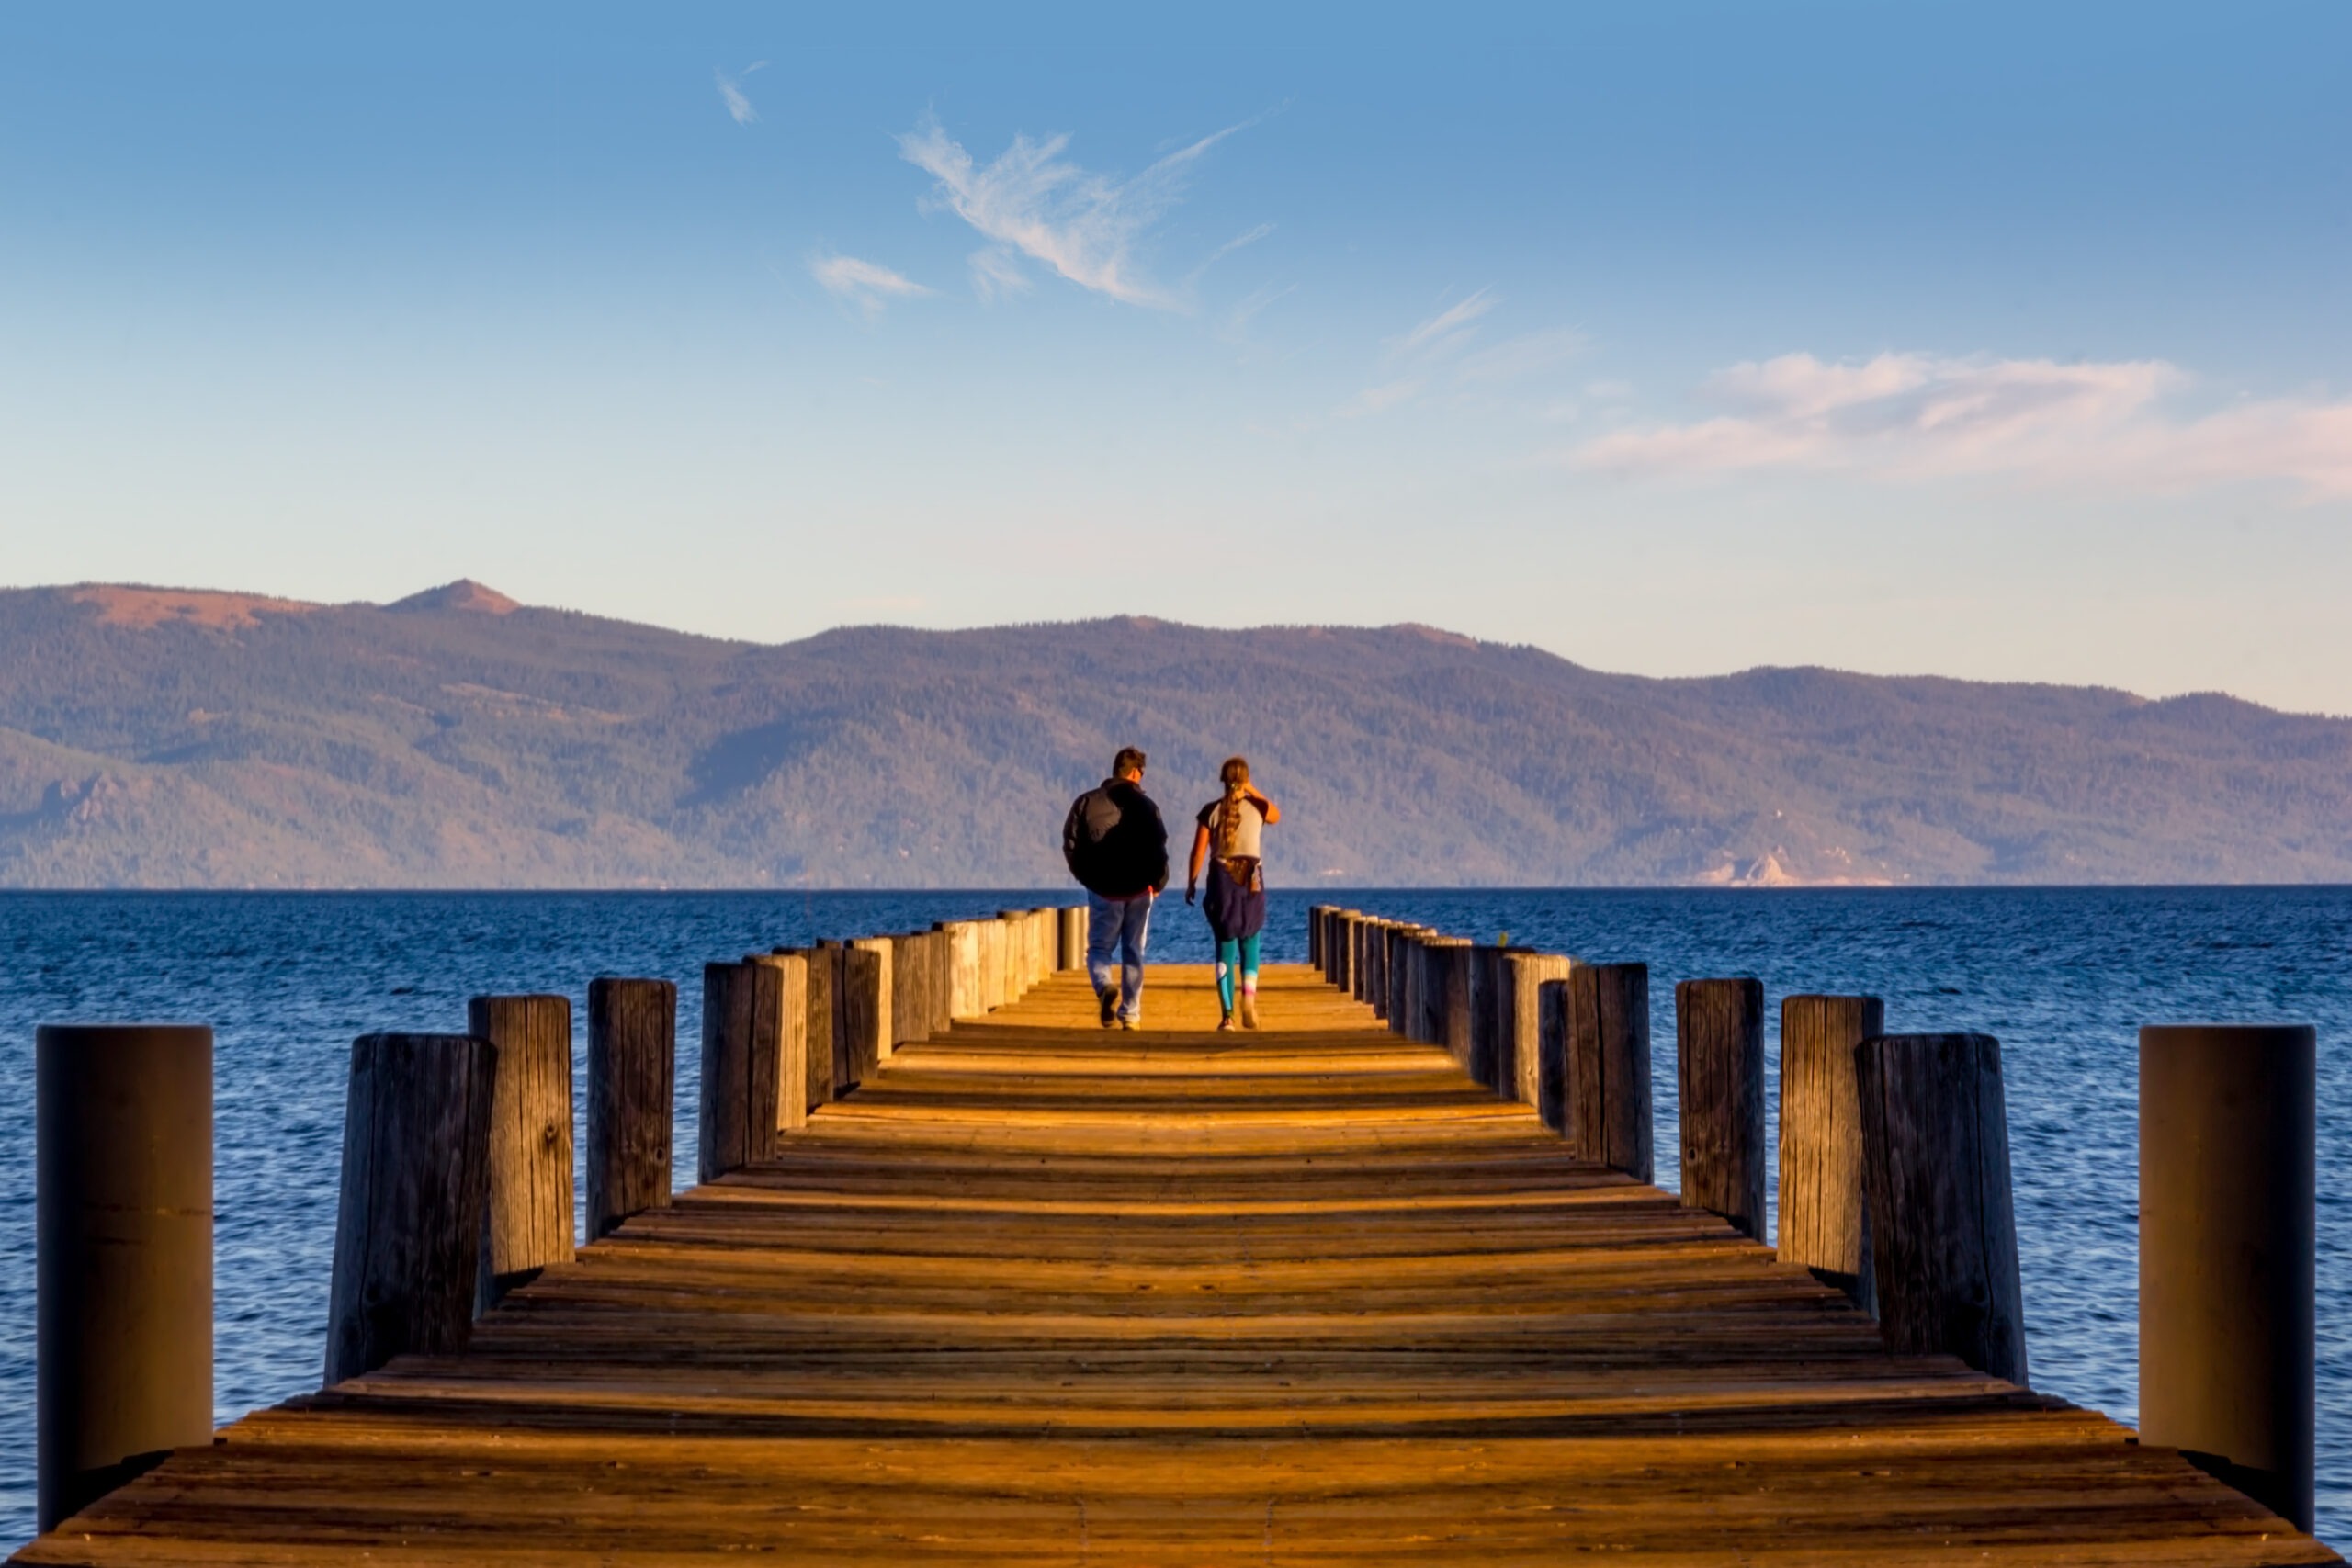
[1198,796,1265,860]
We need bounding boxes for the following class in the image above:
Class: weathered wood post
[1675,977,1766,1239]
[1307,904,1327,973]
[2141,1023,2316,1531]
[1468,946,1525,1090]
[997,911,1030,1000]
[1329,911,1357,995]
[1855,1032,2027,1385]
[750,953,809,1132]
[837,942,886,1089]
[1779,994,1884,1308]
[1385,926,1415,1034]
[791,945,842,1105]
[851,936,894,1065]
[1503,953,1572,1110]
[324,1032,495,1386]
[699,960,779,1181]
[1361,919,1389,1019]
[928,927,956,1034]
[585,977,674,1242]
[1537,976,1574,1133]
[889,932,929,1048]
[978,919,1005,1011]
[466,995,574,1311]
[1400,931,1430,1041]
[1059,905,1087,972]
[1434,939,1476,1065]
[36,1024,214,1532]
[1567,963,1652,1180]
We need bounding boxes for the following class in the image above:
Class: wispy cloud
[1573,351,2352,498]
[1389,289,1498,361]
[715,62,767,126]
[897,117,1250,309]
[1191,222,1274,281]
[808,253,934,318]
[1456,328,1588,384]
[967,246,1031,305]
[1336,378,1423,419]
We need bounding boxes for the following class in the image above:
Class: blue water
[1,886,2346,1548]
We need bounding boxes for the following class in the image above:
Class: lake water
[2,886,2347,1548]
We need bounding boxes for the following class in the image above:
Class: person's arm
[1250,789,1280,825]
[1185,823,1209,902]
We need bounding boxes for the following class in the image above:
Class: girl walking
[1186,756,1280,1030]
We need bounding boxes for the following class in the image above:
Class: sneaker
[1098,989,1118,1028]
[1216,1012,1237,1032]
[1118,1015,1140,1031]
[1240,995,1260,1030]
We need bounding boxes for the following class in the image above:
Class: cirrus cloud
[808,253,934,318]
[1575,351,2352,499]
[897,117,1251,310]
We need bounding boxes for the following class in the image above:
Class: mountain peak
[386,580,521,615]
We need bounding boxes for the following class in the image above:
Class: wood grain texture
[465,995,574,1310]
[1780,994,1885,1309]
[322,1032,493,1386]
[584,977,673,1243]
[749,953,809,1134]
[1857,1032,2029,1386]
[696,961,779,1181]
[779,945,839,1109]
[39,964,2330,1565]
[1675,977,1765,1239]
[1568,962,1653,1182]
[1504,953,1573,1110]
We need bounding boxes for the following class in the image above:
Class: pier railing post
[1855,1032,2027,1386]
[1385,926,1415,1034]
[1567,963,1652,1180]
[1469,946,1529,1091]
[1060,905,1087,972]
[927,927,956,1034]
[324,1032,494,1387]
[467,995,575,1311]
[2140,1023,2316,1531]
[1504,953,1573,1111]
[1676,977,1765,1239]
[784,945,841,1106]
[698,961,770,1182]
[1361,919,1390,1018]
[1779,995,1883,1308]
[37,1024,214,1532]
[1307,904,1327,973]
[840,941,887,1089]
[585,978,674,1242]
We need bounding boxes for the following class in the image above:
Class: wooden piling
[466,994,574,1311]
[698,961,780,1181]
[1536,974,1575,1133]
[1059,905,1087,972]
[35,1024,213,1532]
[1306,904,1327,972]
[750,953,808,1133]
[324,1032,495,1386]
[852,935,895,1062]
[2141,1023,2316,1531]
[1779,994,1884,1309]
[1468,946,1525,1091]
[1855,1032,2027,1386]
[585,978,674,1243]
[1566,963,1652,1181]
[838,942,886,1089]
[1385,926,1415,1035]
[928,927,956,1034]
[888,932,930,1048]
[789,945,841,1105]
[1675,977,1766,1239]
[1503,953,1573,1109]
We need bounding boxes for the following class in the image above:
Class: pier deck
[18,964,2335,1563]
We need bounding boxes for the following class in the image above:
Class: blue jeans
[1087,890,1154,1021]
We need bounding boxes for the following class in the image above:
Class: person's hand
[1184,883,1198,905]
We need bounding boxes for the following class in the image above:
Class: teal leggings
[1216,933,1261,1011]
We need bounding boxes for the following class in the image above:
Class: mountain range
[0,580,2346,888]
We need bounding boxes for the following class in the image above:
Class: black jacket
[1062,777,1169,899]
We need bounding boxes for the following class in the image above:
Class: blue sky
[3,4,2347,710]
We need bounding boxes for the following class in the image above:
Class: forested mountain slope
[0,581,2345,887]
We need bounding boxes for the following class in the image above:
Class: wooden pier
[19,957,2335,1562]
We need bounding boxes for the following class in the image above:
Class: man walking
[1062,747,1169,1029]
